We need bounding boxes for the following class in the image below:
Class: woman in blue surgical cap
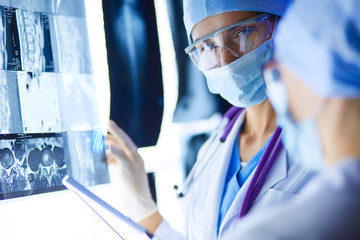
[224,0,360,239]
[105,0,315,239]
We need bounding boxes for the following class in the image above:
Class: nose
[218,47,239,66]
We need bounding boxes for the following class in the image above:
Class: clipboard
[62,175,153,240]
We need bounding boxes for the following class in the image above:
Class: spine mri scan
[0,1,109,200]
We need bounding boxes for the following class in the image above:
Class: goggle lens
[186,14,276,70]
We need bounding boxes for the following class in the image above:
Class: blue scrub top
[217,128,271,233]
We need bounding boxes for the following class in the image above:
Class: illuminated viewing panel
[0,1,109,200]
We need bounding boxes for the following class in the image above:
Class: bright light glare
[85,0,111,134]
[150,0,186,232]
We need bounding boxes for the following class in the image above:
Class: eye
[203,42,216,51]
[234,26,255,38]
[198,41,217,53]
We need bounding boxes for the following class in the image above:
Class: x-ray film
[0,71,23,134]
[0,0,110,201]
[4,6,21,70]
[0,133,67,199]
[50,14,92,74]
[10,0,86,17]
[0,7,5,69]
[56,74,100,132]
[9,0,52,15]
[65,130,109,187]
[41,13,55,72]
[17,71,62,133]
[16,10,54,73]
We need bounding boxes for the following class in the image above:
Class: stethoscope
[174,106,283,218]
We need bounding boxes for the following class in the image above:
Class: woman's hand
[105,120,158,223]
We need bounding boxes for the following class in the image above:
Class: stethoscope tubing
[175,142,223,197]
[174,117,231,197]
[175,107,243,197]
[238,126,283,217]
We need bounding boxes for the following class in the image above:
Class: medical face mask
[280,108,325,171]
[264,71,326,171]
[202,39,273,108]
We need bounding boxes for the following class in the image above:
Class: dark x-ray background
[102,0,164,148]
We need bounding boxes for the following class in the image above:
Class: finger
[105,134,133,157]
[105,134,123,147]
[109,145,133,163]
[108,120,137,152]
[106,153,118,165]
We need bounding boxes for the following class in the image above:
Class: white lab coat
[154,110,315,240]
[223,158,360,240]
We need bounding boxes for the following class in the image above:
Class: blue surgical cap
[275,0,360,98]
[183,0,291,43]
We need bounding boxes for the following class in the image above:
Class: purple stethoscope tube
[221,106,284,218]
[220,107,244,142]
[239,126,283,218]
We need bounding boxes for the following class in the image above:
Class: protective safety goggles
[185,13,277,70]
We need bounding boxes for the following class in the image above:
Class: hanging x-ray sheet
[0,0,109,200]
[102,0,163,148]
[0,133,66,199]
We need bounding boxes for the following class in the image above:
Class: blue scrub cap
[183,0,292,43]
[275,0,360,98]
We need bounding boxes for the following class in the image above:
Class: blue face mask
[265,76,326,171]
[202,39,273,108]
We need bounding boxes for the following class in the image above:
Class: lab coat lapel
[218,166,254,236]
[257,149,288,197]
[218,140,288,236]
[204,111,246,238]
